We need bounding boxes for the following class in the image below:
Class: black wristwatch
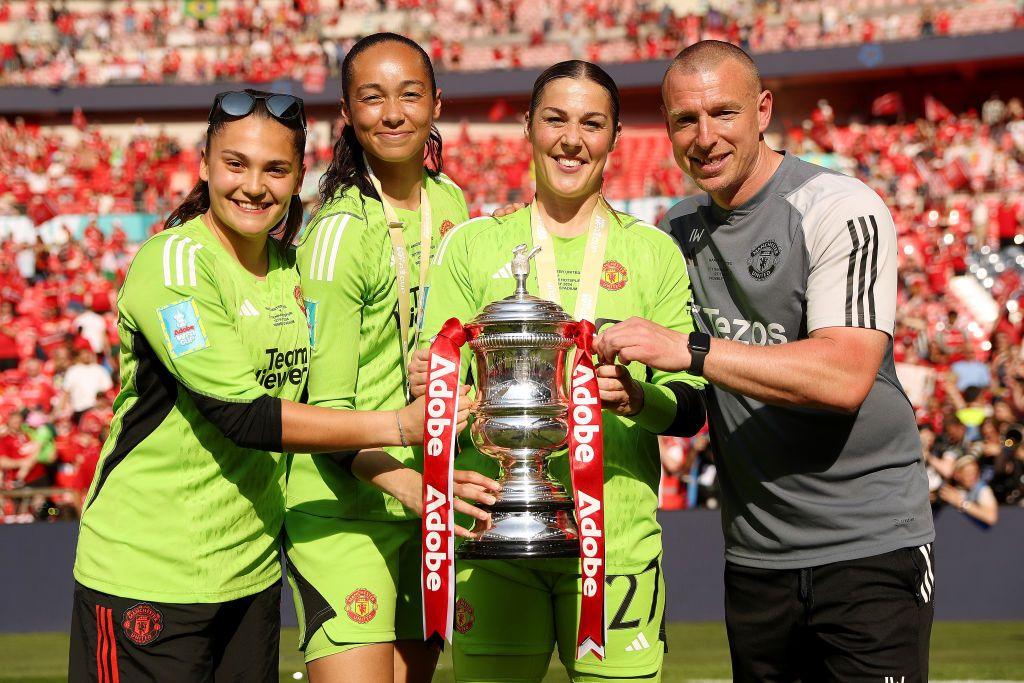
[687,331,711,376]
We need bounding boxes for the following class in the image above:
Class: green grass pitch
[1,622,1021,682]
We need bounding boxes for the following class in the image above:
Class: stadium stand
[1,0,1022,86]
[1,1,1023,523]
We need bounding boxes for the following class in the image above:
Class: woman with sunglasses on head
[284,32,501,683]
[68,89,466,683]
[411,61,707,682]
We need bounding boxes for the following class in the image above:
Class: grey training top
[660,153,934,569]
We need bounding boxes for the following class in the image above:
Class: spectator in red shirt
[0,300,19,371]
[0,410,47,487]
[862,19,876,43]
[19,358,56,412]
[996,196,1021,248]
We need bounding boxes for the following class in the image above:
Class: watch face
[690,332,711,353]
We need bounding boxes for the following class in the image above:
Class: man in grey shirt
[596,41,935,682]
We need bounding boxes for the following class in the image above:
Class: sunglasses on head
[208,91,307,130]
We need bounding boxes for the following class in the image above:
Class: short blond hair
[665,40,762,98]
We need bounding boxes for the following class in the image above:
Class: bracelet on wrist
[395,410,409,447]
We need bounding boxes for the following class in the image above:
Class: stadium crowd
[0,0,1021,87]
[0,219,127,522]
[3,89,1024,522]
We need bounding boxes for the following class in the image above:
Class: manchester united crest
[454,598,475,634]
[600,260,628,291]
[294,285,306,316]
[747,240,781,281]
[440,219,455,237]
[345,588,378,624]
[122,603,163,646]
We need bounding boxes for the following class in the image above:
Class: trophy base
[456,504,580,560]
[457,537,579,560]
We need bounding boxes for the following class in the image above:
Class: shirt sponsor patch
[303,298,318,349]
[158,298,208,358]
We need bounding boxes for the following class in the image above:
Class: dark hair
[527,60,621,130]
[164,88,306,247]
[319,33,443,207]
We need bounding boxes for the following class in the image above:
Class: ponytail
[164,180,211,229]
[272,194,305,247]
[318,124,373,207]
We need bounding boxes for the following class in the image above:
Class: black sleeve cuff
[184,390,283,452]
[661,381,706,438]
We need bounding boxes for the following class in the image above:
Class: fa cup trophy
[456,244,581,559]
[420,243,607,652]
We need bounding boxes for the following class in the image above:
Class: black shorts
[68,581,280,683]
[725,544,935,683]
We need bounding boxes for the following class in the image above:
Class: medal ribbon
[365,157,433,384]
[532,202,609,660]
[421,317,466,643]
[568,319,606,660]
[530,200,609,324]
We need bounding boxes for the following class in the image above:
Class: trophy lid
[469,244,574,326]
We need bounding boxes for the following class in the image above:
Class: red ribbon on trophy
[569,320,606,660]
[421,317,605,657]
[421,317,466,643]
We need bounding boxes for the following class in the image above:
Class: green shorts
[452,557,665,682]
[284,511,422,663]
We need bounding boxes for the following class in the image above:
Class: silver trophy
[457,244,580,559]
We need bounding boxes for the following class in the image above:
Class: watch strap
[688,331,711,377]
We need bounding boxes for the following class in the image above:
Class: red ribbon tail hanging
[421,318,466,643]
[568,320,607,661]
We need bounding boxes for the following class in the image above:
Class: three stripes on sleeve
[845,215,880,328]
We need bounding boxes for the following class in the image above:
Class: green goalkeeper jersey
[421,206,704,573]
[287,172,468,521]
[74,216,309,603]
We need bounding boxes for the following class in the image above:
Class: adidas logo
[625,632,651,652]
[239,299,260,317]
[492,262,513,279]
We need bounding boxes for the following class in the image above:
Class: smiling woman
[165,90,308,271]
[66,89,468,683]
[409,60,706,683]
[283,33,498,683]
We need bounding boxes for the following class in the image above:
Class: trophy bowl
[455,246,582,560]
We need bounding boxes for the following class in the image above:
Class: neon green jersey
[287,172,469,521]
[74,216,309,603]
[421,206,704,573]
